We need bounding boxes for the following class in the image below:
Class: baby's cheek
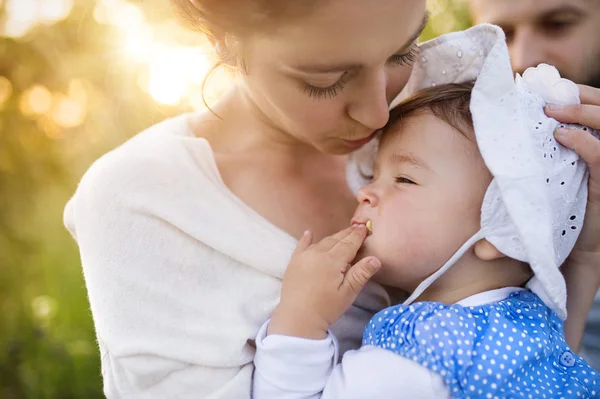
[378,227,434,269]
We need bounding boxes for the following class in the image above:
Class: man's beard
[581,53,600,89]
[585,72,600,89]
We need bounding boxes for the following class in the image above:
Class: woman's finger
[341,257,381,295]
[555,127,600,169]
[578,84,600,106]
[329,225,368,260]
[293,230,313,255]
[545,103,600,130]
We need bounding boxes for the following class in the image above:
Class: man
[470,0,600,370]
[470,0,600,88]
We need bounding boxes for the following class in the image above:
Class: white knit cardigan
[64,114,390,399]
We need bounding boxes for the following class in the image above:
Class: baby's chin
[356,233,391,258]
[353,241,377,263]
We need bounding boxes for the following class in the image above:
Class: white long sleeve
[65,114,390,398]
[252,320,450,399]
[253,289,524,398]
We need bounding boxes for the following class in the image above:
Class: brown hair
[384,82,475,141]
[170,0,320,65]
[170,0,321,114]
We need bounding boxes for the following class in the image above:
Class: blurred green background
[0,1,471,397]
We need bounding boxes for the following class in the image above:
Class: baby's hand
[268,225,381,339]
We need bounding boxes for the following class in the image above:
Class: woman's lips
[344,131,378,148]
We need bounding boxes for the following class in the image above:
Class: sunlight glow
[2,0,74,38]
[93,0,230,108]
[147,45,212,106]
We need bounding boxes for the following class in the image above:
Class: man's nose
[509,29,547,75]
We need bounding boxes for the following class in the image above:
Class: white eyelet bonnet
[347,24,597,320]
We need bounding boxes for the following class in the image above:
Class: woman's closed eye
[302,43,419,100]
[389,43,419,66]
[303,72,350,100]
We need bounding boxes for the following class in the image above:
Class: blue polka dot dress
[363,290,600,398]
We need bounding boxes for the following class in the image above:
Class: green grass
[0,183,103,399]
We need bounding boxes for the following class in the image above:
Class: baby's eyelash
[395,176,416,184]
[389,44,419,66]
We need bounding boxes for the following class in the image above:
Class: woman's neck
[191,86,357,241]
[203,86,333,163]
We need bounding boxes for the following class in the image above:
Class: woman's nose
[357,184,379,207]
[348,70,390,130]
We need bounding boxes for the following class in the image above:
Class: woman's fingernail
[303,230,310,236]
[546,104,564,111]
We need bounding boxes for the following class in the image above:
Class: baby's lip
[350,217,367,226]
[350,217,372,235]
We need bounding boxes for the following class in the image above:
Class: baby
[252,77,600,398]
[252,24,600,399]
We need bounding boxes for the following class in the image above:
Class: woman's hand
[545,84,600,349]
[268,225,381,340]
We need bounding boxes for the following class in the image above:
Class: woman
[64,0,600,397]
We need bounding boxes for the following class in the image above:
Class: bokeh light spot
[51,94,86,128]
[20,84,53,116]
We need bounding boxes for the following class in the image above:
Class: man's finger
[341,257,381,295]
[545,104,600,130]
[555,127,600,168]
[578,85,600,107]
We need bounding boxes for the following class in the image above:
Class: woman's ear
[210,36,245,70]
[474,239,506,261]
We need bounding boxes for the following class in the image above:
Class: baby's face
[352,111,492,291]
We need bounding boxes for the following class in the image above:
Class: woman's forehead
[254,0,427,68]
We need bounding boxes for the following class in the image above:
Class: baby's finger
[329,225,368,261]
[342,257,381,295]
[318,225,362,252]
[293,230,313,255]
[578,84,600,106]
[545,103,600,130]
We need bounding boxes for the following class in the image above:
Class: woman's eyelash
[389,44,419,66]
[302,44,419,100]
[303,72,350,100]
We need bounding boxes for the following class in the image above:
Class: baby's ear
[474,239,506,261]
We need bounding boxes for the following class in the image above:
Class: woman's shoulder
[77,114,215,199]
[65,113,223,232]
